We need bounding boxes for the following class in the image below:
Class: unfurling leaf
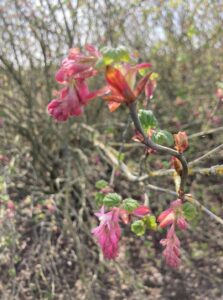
[103,193,122,207]
[95,179,109,190]
[152,130,173,146]
[183,202,196,221]
[138,109,158,131]
[144,215,158,231]
[131,220,145,236]
[122,198,139,212]
[100,46,130,65]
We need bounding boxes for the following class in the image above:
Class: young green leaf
[152,130,173,146]
[144,215,158,231]
[138,109,158,131]
[103,193,122,207]
[131,220,145,236]
[100,46,130,65]
[183,202,197,221]
[95,180,108,190]
[122,198,139,212]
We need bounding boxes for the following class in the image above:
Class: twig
[189,126,223,139]
[128,102,188,197]
[108,126,223,148]
[144,184,223,226]
[189,144,223,166]
[149,164,223,177]
[94,139,223,226]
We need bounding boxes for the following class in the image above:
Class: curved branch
[128,102,188,197]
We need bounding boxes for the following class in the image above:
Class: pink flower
[48,80,109,121]
[92,206,121,259]
[160,224,181,268]
[103,63,152,112]
[132,205,150,217]
[158,199,188,230]
[119,205,150,224]
[55,45,100,84]
[145,78,157,101]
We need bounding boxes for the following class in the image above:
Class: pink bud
[133,205,150,217]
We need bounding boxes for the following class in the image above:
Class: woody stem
[128,102,188,198]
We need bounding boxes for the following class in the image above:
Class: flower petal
[106,66,135,103]
[134,72,152,98]
[108,101,121,112]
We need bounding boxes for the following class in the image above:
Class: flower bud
[174,131,188,153]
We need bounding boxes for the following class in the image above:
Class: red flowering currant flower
[132,205,150,217]
[48,45,110,121]
[160,224,181,268]
[145,78,157,101]
[48,81,109,121]
[103,63,152,112]
[55,45,100,84]
[174,131,189,153]
[158,199,188,230]
[119,205,150,224]
[92,206,121,259]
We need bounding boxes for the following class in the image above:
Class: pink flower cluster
[47,45,109,121]
[158,199,188,268]
[92,205,150,259]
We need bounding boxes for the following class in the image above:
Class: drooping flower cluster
[160,224,181,268]
[48,44,154,120]
[92,206,121,259]
[92,204,150,259]
[47,45,192,269]
[158,199,188,268]
[47,45,109,121]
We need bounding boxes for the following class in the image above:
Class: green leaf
[100,45,130,65]
[138,109,158,131]
[151,130,173,146]
[103,193,122,207]
[122,198,139,212]
[144,215,158,231]
[95,180,108,190]
[115,45,130,62]
[183,202,197,221]
[131,220,145,236]
[138,67,150,76]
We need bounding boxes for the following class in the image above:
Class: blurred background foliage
[0,0,223,299]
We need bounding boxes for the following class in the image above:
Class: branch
[189,144,223,166]
[149,164,223,177]
[128,102,188,197]
[144,185,223,226]
[93,137,223,226]
[189,126,223,139]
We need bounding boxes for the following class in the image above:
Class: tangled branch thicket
[0,1,223,299]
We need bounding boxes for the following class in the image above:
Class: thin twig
[189,126,223,139]
[128,102,188,197]
[108,126,223,148]
[189,144,223,166]
[144,184,223,226]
